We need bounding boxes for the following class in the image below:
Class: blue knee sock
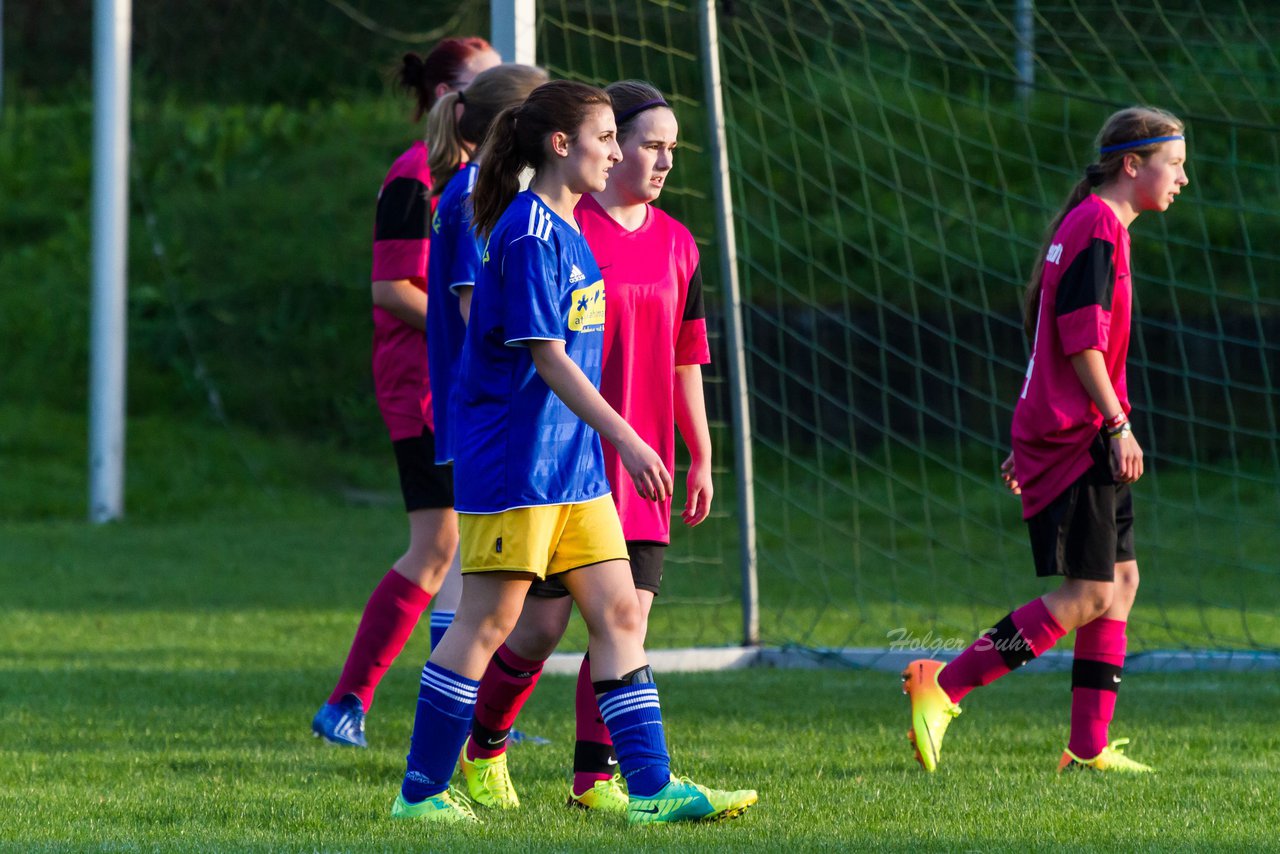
[402,660,478,803]
[597,683,671,797]
[429,610,455,652]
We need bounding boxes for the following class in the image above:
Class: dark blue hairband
[1099,134,1183,154]
[616,98,669,123]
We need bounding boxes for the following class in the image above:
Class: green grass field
[3,405,1280,850]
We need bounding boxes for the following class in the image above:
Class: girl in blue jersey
[392,80,756,826]
[424,63,549,466]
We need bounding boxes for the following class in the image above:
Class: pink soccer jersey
[576,194,711,544]
[370,141,434,440]
[1012,193,1133,519]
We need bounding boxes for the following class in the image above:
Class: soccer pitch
[3,425,1278,850]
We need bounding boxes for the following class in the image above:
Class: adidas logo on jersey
[1046,242,1064,264]
[569,264,586,284]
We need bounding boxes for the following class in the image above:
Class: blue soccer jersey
[453,190,610,513]
[425,163,482,464]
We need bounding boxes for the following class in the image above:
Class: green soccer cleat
[626,776,757,825]
[461,739,520,809]
[902,659,962,772]
[391,787,481,823]
[1058,738,1154,774]
[566,774,629,813]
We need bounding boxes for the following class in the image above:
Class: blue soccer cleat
[312,694,368,748]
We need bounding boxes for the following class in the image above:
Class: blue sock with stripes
[429,610,455,652]
[597,681,671,797]
[401,660,478,803]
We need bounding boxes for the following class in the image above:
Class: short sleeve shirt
[452,191,611,513]
[1012,194,1132,518]
[425,163,482,463]
[575,194,709,543]
[370,141,433,440]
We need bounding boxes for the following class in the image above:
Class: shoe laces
[475,756,517,799]
[443,787,480,821]
[598,774,627,798]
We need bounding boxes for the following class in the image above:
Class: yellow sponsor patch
[568,279,605,333]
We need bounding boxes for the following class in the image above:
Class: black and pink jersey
[370,141,434,440]
[1012,194,1133,518]
[575,194,710,544]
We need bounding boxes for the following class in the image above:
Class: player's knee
[1066,581,1113,622]
[602,592,644,640]
[469,602,525,653]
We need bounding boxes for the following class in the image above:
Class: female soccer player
[903,106,1189,773]
[392,79,755,826]
[456,81,713,814]
[423,62,549,464]
[311,37,499,748]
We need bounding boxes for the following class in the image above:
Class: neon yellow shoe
[1058,738,1154,773]
[626,775,757,825]
[901,659,962,772]
[391,787,480,823]
[460,739,520,809]
[566,774,629,812]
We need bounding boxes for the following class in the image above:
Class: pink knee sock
[1068,617,1127,758]
[572,652,617,796]
[329,569,432,711]
[938,597,1067,704]
[467,643,544,760]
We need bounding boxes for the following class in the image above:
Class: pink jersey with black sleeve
[575,194,711,544]
[369,140,434,440]
[1012,193,1133,519]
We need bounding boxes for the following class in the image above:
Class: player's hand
[1109,431,1144,484]
[619,437,673,502]
[1000,451,1021,496]
[682,459,713,526]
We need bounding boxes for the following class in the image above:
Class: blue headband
[616,98,669,124]
[1099,134,1183,154]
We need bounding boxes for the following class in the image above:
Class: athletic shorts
[391,427,454,512]
[1026,432,1136,582]
[530,540,667,598]
[458,495,628,580]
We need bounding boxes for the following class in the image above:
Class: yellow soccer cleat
[626,775,757,825]
[566,774,629,812]
[901,659,962,772]
[391,787,481,824]
[1058,738,1154,774]
[460,739,521,809]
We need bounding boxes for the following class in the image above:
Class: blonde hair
[425,63,548,197]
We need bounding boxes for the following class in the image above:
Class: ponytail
[470,107,526,239]
[470,80,613,239]
[397,36,495,122]
[426,91,466,196]
[1022,176,1094,340]
[1021,105,1184,341]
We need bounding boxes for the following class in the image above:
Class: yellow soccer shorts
[459,494,628,579]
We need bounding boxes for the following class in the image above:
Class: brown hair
[1022,106,1184,340]
[398,37,494,122]
[425,64,549,197]
[470,80,613,239]
[605,79,670,142]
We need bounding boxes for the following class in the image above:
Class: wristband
[1107,422,1133,440]
[1103,411,1128,432]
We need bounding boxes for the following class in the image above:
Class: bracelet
[1103,411,1128,432]
[1107,422,1133,440]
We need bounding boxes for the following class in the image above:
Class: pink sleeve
[372,238,429,283]
[675,317,711,366]
[1057,305,1111,356]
